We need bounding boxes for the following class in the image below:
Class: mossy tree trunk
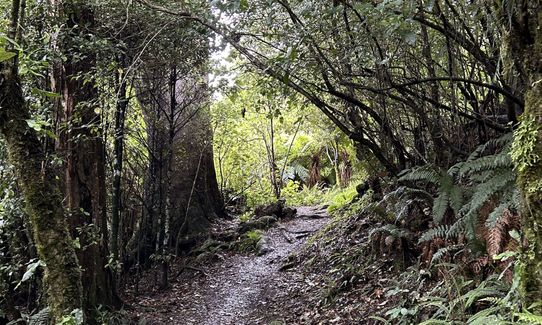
[0,2,83,320]
[501,0,542,312]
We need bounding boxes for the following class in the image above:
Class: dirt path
[132,206,329,325]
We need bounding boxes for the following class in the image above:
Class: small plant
[238,211,252,223]
[238,230,263,252]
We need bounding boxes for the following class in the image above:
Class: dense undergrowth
[286,134,541,324]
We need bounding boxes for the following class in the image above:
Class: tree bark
[0,42,83,324]
[50,0,117,315]
[111,55,129,264]
[502,0,542,312]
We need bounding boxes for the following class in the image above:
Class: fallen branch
[176,265,208,277]
[279,228,294,243]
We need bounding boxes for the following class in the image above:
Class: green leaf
[15,260,42,289]
[31,87,61,98]
[0,48,16,62]
[432,191,448,224]
[239,0,249,10]
[448,185,463,215]
[26,119,41,131]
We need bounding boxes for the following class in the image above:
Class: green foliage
[212,72,363,208]
[281,180,325,206]
[14,259,42,290]
[238,230,263,252]
[0,48,15,62]
[378,262,529,324]
[327,183,361,214]
[57,309,84,325]
[516,309,542,324]
[399,166,462,225]
[238,211,252,222]
[510,114,541,173]
[401,134,518,244]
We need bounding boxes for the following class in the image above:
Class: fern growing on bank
[400,133,518,252]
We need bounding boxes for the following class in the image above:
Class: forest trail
[133,206,330,325]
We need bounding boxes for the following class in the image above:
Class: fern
[432,190,449,224]
[395,198,426,222]
[446,217,466,239]
[516,310,542,324]
[466,133,513,162]
[448,184,463,215]
[486,201,512,229]
[419,225,450,243]
[431,244,464,265]
[455,152,512,177]
[398,165,442,184]
[400,167,460,225]
[369,224,411,240]
[466,306,506,324]
[461,169,516,238]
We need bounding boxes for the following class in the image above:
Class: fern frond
[418,320,452,325]
[399,166,442,185]
[431,244,463,265]
[395,198,426,222]
[462,170,516,240]
[466,306,506,324]
[432,191,449,224]
[369,224,411,240]
[515,311,542,324]
[457,152,512,177]
[467,133,513,161]
[447,217,466,239]
[462,286,505,309]
[402,187,434,203]
[448,184,463,215]
[380,186,419,204]
[419,225,450,243]
[486,202,511,229]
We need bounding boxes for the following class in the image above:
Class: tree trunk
[136,63,224,262]
[50,0,117,315]
[503,1,542,312]
[0,48,83,324]
[111,56,129,264]
[171,89,225,251]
